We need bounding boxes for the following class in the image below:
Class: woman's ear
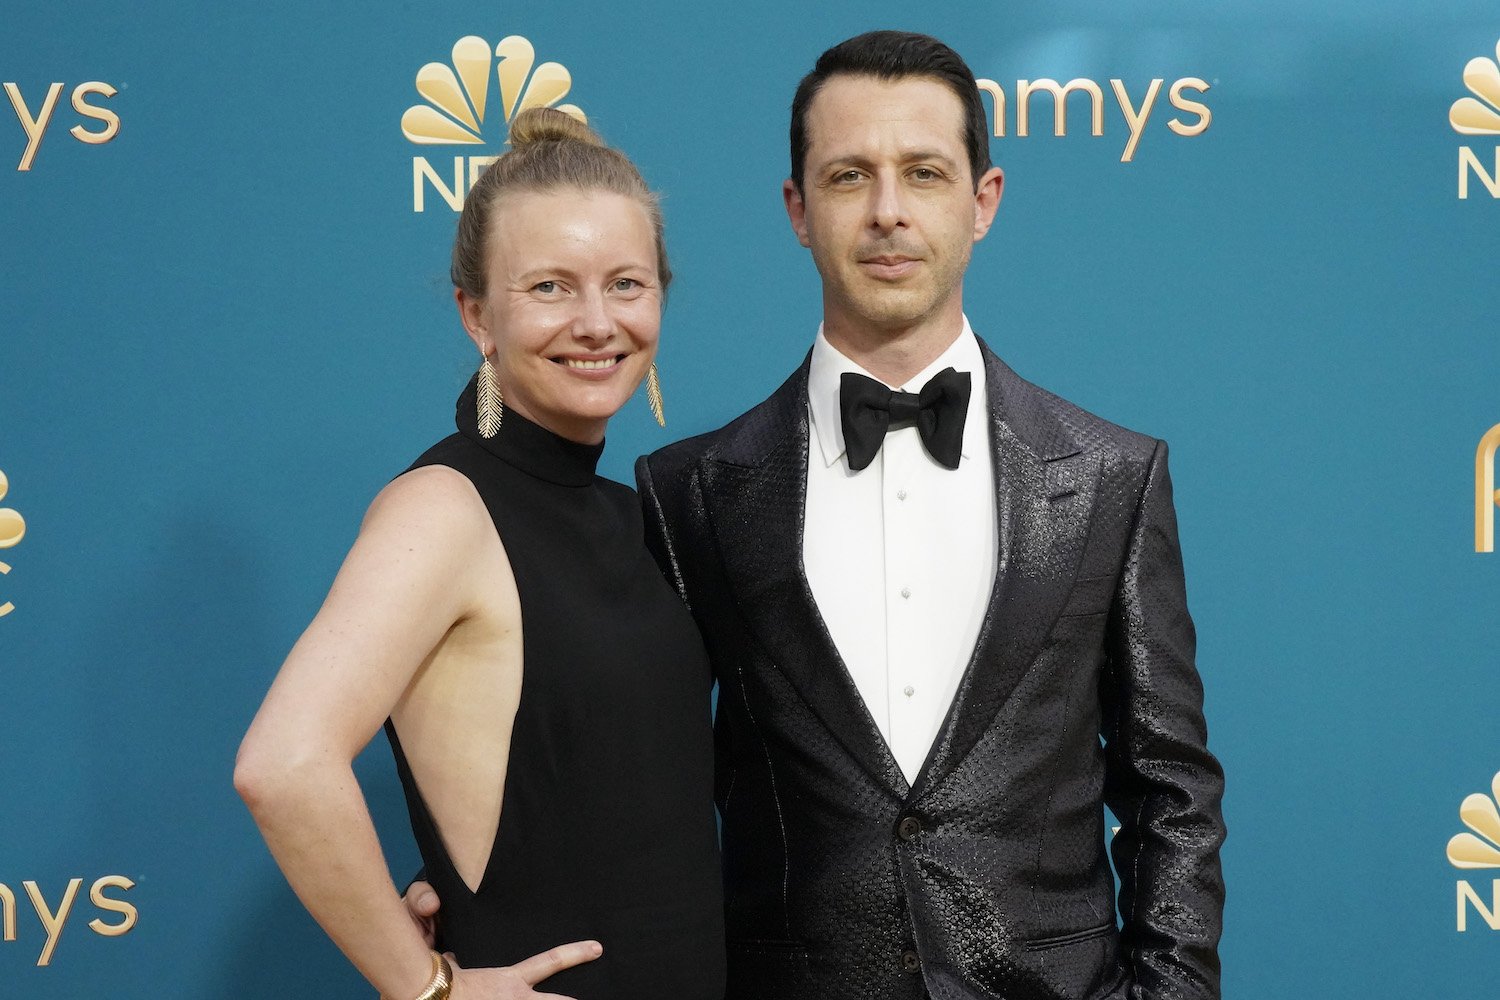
[455,288,488,353]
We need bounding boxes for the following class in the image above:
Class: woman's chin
[521,396,630,441]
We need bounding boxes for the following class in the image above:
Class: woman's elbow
[233,735,279,812]
[233,729,323,815]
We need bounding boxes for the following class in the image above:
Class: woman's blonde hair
[450,107,669,298]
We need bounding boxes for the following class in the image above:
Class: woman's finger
[511,941,603,985]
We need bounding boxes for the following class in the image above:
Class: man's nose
[868,173,908,233]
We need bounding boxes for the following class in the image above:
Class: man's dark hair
[789,30,992,194]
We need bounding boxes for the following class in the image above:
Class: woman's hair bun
[507,106,601,148]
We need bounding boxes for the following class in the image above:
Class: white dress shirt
[802,319,998,784]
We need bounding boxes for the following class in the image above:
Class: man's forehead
[805,75,964,139]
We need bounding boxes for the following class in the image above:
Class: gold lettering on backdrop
[1477,425,1500,552]
[1459,146,1500,199]
[413,155,507,211]
[87,876,138,936]
[4,81,120,170]
[68,82,120,143]
[1112,79,1163,163]
[4,82,64,171]
[1458,880,1500,931]
[976,79,1006,137]
[0,875,139,962]
[1167,78,1213,136]
[973,77,1211,161]
[24,878,82,967]
[1016,78,1105,138]
[0,883,15,941]
[414,156,464,212]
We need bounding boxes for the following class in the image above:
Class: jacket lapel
[701,358,908,797]
[912,342,1101,798]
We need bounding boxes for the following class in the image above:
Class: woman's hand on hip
[449,942,603,999]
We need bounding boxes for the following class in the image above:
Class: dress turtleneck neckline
[454,374,604,487]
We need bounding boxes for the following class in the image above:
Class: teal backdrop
[3,1,1499,996]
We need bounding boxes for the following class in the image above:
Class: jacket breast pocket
[1057,574,1116,619]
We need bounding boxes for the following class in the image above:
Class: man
[413,30,1225,1000]
[636,31,1224,1000]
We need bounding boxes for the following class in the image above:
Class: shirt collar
[807,316,989,469]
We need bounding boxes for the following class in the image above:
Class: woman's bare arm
[234,466,596,999]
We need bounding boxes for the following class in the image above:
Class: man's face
[785,74,1001,340]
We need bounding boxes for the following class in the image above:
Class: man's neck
[822,304,966,387]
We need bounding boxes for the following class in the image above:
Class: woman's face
[458,188,661,444]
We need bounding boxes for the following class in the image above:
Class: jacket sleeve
[1100,439,1226,1000]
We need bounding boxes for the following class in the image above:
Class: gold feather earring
[477,349,503,438]
[645,363,665,427]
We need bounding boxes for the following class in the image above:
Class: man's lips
[859,255,921,278]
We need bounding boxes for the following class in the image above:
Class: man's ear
[783,179,812,248]
[455,288,488,353]
[971,167,1005,242]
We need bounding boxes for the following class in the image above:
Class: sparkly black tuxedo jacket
[635,340,1225,1000]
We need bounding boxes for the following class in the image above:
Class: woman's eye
[613,278,641,292]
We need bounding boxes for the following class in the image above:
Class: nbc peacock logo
[403,34,586,213]
[1447,770,1500,931]
[1451,37,1500,198]
[0,467,25,618]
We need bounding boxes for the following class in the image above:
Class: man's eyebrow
[813,150,961,173]
[898,149,961,168]
[813,153,875,173]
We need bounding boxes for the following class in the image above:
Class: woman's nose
[574,288,613,339]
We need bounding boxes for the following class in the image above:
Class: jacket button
[897,816,922,841]
[900,948,921,972]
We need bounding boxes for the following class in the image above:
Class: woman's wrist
[381,951,452,1000]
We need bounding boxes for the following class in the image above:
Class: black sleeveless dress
[384,379,725,999]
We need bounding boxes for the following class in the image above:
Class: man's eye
[533,281,557,294]
[912,167,937,180]
[835,170,862,183]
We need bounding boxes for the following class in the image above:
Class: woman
[234,108,724,1000]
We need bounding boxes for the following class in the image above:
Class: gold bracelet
[381,951,452,1000]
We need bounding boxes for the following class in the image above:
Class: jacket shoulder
[986,347,1161,464]
[640,363,806,488]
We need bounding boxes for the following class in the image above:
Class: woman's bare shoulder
[360,464,492,543]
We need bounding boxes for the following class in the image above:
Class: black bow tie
[838,368,971,472]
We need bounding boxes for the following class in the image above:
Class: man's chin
[848,297,938,332]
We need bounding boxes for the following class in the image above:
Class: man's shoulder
[640,362,807,484]
[984,345,1160,464]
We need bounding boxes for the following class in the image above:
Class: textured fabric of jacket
[635,341,1225,1000]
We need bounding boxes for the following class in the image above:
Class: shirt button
[900,587,911,599]
[903,685,914,697]
[897,815,922,841]
[900,948,921,973]
[896,489,908,501]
